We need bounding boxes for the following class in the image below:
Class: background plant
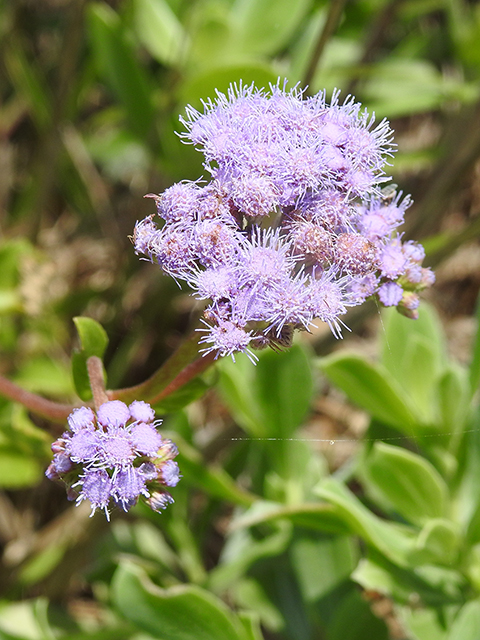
[1,1,480,639]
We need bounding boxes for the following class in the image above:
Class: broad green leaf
[437,364,470,433]
[362,442,448,526]
[237,612,264,640]
[230,0,312,56]
[73,316,108,359]
[220,345,313,438]
[319,352,418,431]
[217,351,266,436]
[0,600,46,640]
[381,304,445,391]
[409,519,459,566]
[254,345,314,438]
[112,562,246,640]
[353,555,465,609]
[232,578,284,632]
[314,478,416,566]
[447,600,480,640]
[291,534,356,602]
[327,589,389,640]
[400,606,450,640]
[87,3,155,140]
[362,58,477,118]
[132,0,186,66]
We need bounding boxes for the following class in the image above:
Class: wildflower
[46,401,179,520]
[134,81,434,361]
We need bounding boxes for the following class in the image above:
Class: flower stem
[87,356,108,410]
[303,0,349,90]
[109,330,217,405]
[0,375,78,423]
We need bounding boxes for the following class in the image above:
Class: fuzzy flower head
[46,401,180,520]
[133,80,434,362]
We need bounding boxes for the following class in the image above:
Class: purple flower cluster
[46,401,180,520]
[134,82,434,361]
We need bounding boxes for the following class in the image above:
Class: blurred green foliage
[1,0,480,639]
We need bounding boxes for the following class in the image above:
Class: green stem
[0,330,215,424]
[108,330,217,405]
[303,0,349,91]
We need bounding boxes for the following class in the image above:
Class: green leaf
[319,352,418,431]
[400,606,450,640]
[132,0,186,66]
[218,345,313,438]
[380,304,446,416]
[353,555,465,609]
[87,3,155,140]
[362,442,449,526]
[437,364,470,433]
[254,345,313,438]
[409,519,459,566]
[112,562,247,640]
[71,317,108,401]
[230,0,312,56]
[314,478,416,566]
[237,612,264,640]
[447,601,480,640]
[208,520,292,593]
[327,589,389,640]
[73,317,108,359]
[291,533,356,602]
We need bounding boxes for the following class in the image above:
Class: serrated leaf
[319,352,418,431]
[112,562,246,640]
[362,442,448,526]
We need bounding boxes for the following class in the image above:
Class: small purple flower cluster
[46,401,180,520]
[134,82,434,361]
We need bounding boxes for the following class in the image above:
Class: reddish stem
[0,375,77,423]
[87,356,108,410]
